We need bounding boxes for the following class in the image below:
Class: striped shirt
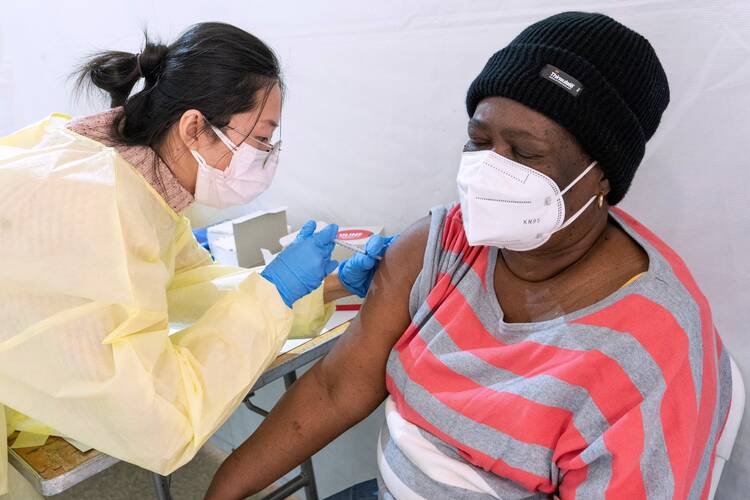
[379,204,732,499]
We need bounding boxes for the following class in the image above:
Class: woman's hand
[337,234,397,298]
[261,221,339,308]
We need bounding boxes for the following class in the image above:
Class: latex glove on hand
[262,221,340,308]
[338,234,397,298]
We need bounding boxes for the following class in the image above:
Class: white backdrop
[1,1,748,498]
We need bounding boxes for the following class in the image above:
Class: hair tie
[135,53,144,78]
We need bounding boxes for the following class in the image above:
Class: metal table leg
[299,455,319,500]
[152,472,172,500]
[244,392,270,417]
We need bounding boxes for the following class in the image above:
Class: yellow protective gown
[0,115,334,495]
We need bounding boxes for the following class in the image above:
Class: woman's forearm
[205,361,372,500]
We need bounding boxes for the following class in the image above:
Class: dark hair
[75,22,283,148]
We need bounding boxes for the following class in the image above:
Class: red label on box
[337,229,373,241]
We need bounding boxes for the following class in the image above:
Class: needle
[334,239,382,261]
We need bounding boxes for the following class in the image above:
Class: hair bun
[74,22,283,146]
[137,42,169,81]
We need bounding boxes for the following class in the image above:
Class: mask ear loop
[210,125,240,152]
[539,160,599,237]
[544,160,598,206]
[189,149,210,169]
[558,194,598,230]
[190,120,239,175]
[560,160,598,197]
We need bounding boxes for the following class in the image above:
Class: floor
[5,444,239,500]
[48,444,232,500]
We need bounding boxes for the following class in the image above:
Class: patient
[207,12,731,499]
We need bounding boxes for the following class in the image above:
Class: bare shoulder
[365,215,431,305]
[317,215,432,406]
[342,213,431,344]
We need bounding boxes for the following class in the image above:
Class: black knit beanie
[466,12,670,205]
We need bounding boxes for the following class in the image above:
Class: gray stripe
[637,274,704,407]
[426,325,609,445]
[397,317,614,496]
[572,437,612,498]
[529,324,674,498]
[408,310,445,346]
[470,224,703,420]
[413,255,477,328]
[414,427,548,499]
[379,422,497,499]
[425,263,612,443]
[608,210,705,406]
[408,303,676,496]
[608,212,732,498]
[409,206,449,319]
[387,354,553,480]
[687,346,733,499]
[420,250,671,487]
[686,402,717,499]
[439,268,675,493]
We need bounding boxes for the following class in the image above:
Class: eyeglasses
[225,125,281,154]
[223,125,282,168]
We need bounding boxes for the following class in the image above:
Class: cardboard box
[233,208,288,268]
[207,208,288,268]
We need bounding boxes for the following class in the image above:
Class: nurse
[0,22,389,491]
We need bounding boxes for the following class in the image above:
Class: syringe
[334,239,382,261]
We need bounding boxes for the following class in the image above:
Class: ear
[596,167,611,196]
[177,109,206,148]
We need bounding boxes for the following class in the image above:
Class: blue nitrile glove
[338,234,398,298]
[192,227,212,255]
[261,221,340,308]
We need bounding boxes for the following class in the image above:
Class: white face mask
[457,149,598,251]
[191,124,280,209]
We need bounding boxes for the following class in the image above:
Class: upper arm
[317,216,431,418]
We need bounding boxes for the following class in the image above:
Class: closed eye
[514,147,542,160]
